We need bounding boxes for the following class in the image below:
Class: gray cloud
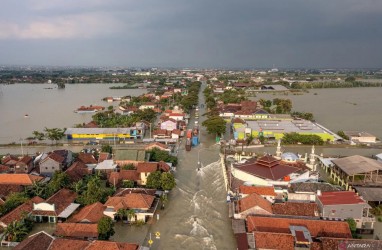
[0,0,381,68]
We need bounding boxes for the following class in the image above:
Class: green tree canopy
[148,148,177,166]
[160,172,176,190]
[146,171,162,189]
[202,116,226,136]
[101,145,112,154]
[97,216,115,240]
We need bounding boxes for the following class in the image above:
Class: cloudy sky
[0,0,381,68]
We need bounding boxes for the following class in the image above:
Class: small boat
[24,114,29,118]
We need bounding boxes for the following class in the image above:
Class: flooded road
[146,83,236,249]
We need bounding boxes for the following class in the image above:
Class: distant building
[64,127,144,141]
[344,131,377,144]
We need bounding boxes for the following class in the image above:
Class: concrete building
[316,191,375,232]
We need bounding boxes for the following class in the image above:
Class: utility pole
[20,138,24,156]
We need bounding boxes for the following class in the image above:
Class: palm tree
[160,194,168,209]
[116,208,126,221]
[1,220,29,242]
[126,209,136,223]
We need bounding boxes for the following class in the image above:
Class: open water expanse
[0,83,146,144]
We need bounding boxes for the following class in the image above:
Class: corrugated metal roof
[332,155,382,175]
[64,127,136,135]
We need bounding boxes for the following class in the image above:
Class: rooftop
[247,216,352,238]
[332,155,382,176]
[237,193,272,214]
[246,119,328,134]
[0,174,43,185]
[317,191,368,206]
[239,185,276,196]
[54,223,98,238]
[68,202,105,223]
[233,155,301,181]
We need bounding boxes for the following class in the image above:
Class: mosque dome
[281,152,299,162]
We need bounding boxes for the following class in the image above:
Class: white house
[160,119,177,131]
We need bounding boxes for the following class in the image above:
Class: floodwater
[0,83,146,144]
[143,83,236,249]
[254,87,382,139]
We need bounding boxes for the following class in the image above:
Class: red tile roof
[78,153,98,164]
[317,191,366,206]
[319,237,382,250]
[272,202,319,217]
[1,155,19,165]
[50,238,90,250]
[239,185,276,196]
[0,164,11,173]
[65,161,90,183]
[54,223,98,238]
[33,189,77,216]
[254,232,295,250]
[108,170,140,187]
[0,174,43,185]
[237,193,272,214]
[98,153,111,163]
[68,202,105,223]
[105,193,154,210]
[46,152,65,164]
[247,216,352,238]
[136,162,158,173]
[17,156,33,164]
[0,196,44,226]
[233,155,301,181]
[86,241,139,250]
[14,231,54,250]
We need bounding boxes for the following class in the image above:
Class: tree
[122,163,136,170]
[126,209,136,222]
[160,172,176,190]
[77,176,114,205]
[337,131,349,140]
[0,192,29,215]
[245,134,255,147]
[149,148,177,166]
[47,171,69,194]
[1,220,30,242]
[121,180,135,188]
[32,131,45,141]
[146,171,162,189]
[97,217,115,240]
[202,116,226,136]
[101,145,112,154]
[25,181,47,199]
[44,127,65,144]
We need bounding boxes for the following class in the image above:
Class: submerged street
[146,83,236,249]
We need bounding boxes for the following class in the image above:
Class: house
[95,160,117,174]
[64,127,144,141]
[234,193,273,219]
[13,231,140,250]
[171,129,181,139]
[54,223,98,240]
[52,150,73,167]
[0,174,43,198]
[77,153,97,169]
[287,182,340,202]
[108,170,140,187]
[14,156,34,173]
[245,216,352,249]
[152,129,171,139]
[65,161,90,183]
[232,155,309,186]
[1,155,19,169]
[160,118,177,131]
[68,202,106,223]
[98,152,111,163]
[104,193,158,222]
[0,164,11,173]
[238,185,276,202]
[137,161,170,185]
[32,189,79,223]
[39,152,65,177]
[0,197,44,228]
[168,113,185,121]
[344,131,377,144]
[139,102,155,110]
[113,149,147,166]
[316,191,375,231]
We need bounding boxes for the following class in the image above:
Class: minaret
[276,139,282,158]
